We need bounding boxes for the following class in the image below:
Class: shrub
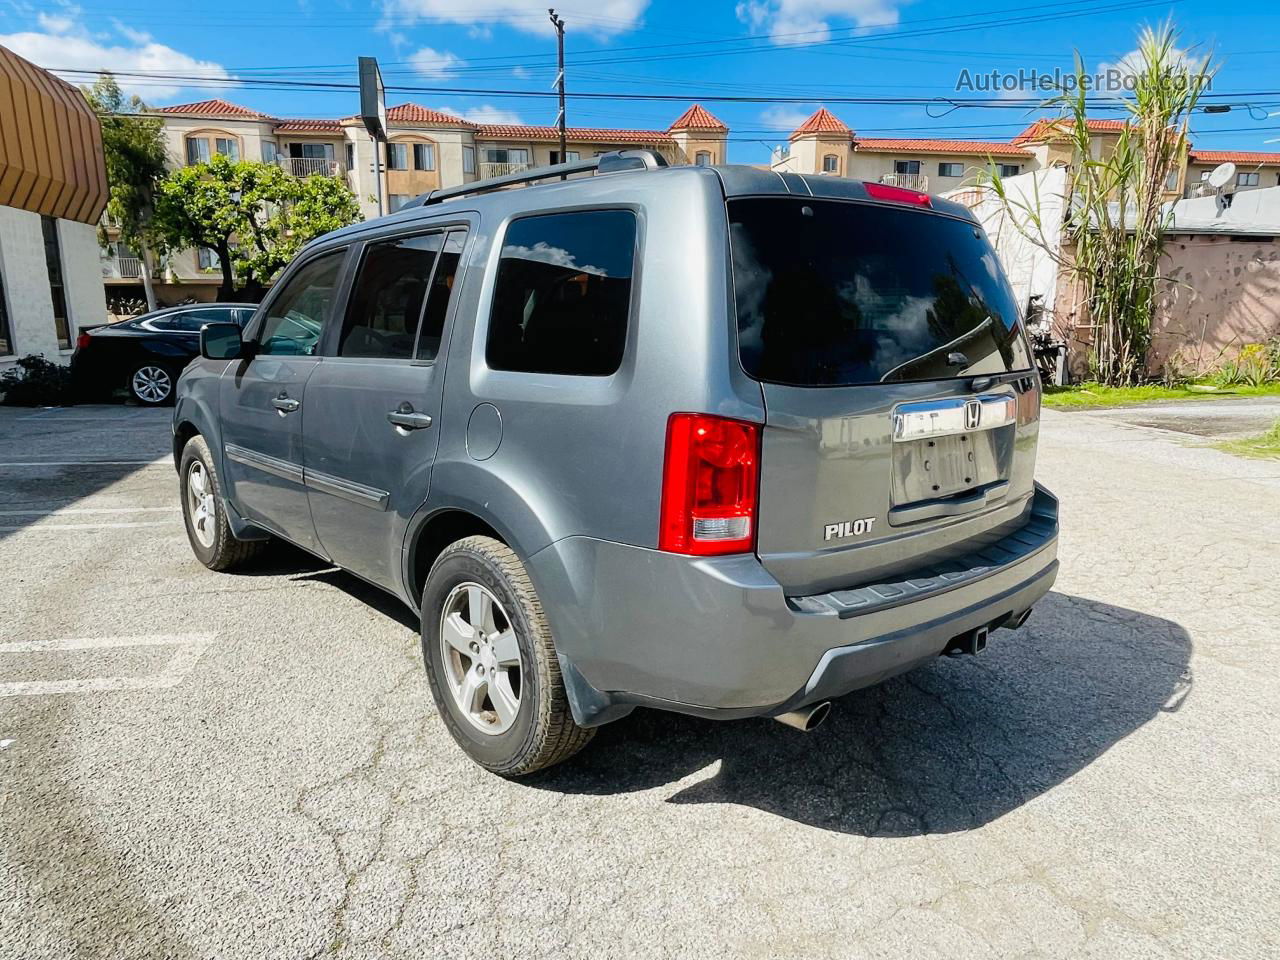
[0,354,75,406]
[1212,341,1280,388]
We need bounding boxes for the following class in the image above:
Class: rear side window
[486,210,635,376]
[728,198,1031,386]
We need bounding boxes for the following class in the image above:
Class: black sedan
[72,303,257,405]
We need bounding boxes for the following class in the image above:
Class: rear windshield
[728,197,1031,386]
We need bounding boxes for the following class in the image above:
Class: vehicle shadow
[526,591,1192,836]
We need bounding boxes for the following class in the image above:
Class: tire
[179,435,267,571]
[420,536,594,776]
[129,362,177,405]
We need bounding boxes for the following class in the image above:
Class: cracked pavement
[0,402,1277,959]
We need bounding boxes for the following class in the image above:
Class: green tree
[153,153,362,300]
[82,75,168,311]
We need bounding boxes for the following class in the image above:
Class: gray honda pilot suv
[173,151,1059,776]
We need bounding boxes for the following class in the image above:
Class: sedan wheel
[439,582,523,735]
[131,365,173,404]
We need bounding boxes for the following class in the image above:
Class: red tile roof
[790,107,851,140]
[1012,117,1128,143]
[1188,150,1280,166]
[154,98,273,120]
[855,138,1033,158]
[384,103,475,127]
[274,118,343,134]
[474,124,672,143]
[668,103,728,132]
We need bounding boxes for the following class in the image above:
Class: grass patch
[1215,420,1280,460]
[1043,381,1280,409]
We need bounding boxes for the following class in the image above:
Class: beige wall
[1054,235,1280,376]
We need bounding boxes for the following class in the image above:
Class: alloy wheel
[439,582,523,735]
[132,366,172,403]
[186,460,216,548]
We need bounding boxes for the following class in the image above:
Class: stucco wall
[1053,235,1280,376]
[0,209,104,367]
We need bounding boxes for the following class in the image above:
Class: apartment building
[103,99,728,302]
[772,107,1280,201]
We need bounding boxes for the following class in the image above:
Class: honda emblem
[964,399,981,430]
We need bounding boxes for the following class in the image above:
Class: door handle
[387,404,433,431]
[271,395,300,414]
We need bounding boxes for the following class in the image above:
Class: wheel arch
[404,508,508,605]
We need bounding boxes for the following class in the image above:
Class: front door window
[256,251,345,356]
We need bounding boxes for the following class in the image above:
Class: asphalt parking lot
[1,402,1278,960]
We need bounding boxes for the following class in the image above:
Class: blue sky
[2,0,1278,163]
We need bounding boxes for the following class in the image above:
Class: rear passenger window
[486,210,635,376]
[340,234,443,359]
[417,231,465,361]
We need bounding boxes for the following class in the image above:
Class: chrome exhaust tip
[773,701,832,732]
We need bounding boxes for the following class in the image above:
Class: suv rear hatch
[727,192,1042,597]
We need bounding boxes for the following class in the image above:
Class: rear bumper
[527,485,1059,727]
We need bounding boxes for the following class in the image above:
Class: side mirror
[200,322,244,360]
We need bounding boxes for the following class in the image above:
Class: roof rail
[403,149,669,209]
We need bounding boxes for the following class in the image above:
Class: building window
[695,151,712,166]
[1237,171,1260,187]
[998,164,1021,177]
[345,142,355,171]
[388,194,412,212]
[938,162,963,178]
[214,137,239,161]
[487,210,637,376]
[895,160,921,175]
[822,154,839,173]
[186,137,211,165]
[40,216,71,350]
[1200,170,1212,181]
[1164,169,1179,191]
[290,142,335,160]
[413,142,435,171]
[550,150,581,164]
[387,142,408,171]
[262,140,279,165]
[0,255,12,356]
[463,145,476,174]
[483,148,529,165]
[197,247,221,271]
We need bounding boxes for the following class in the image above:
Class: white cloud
[0,17,231,101]
[500,242,608,275]
[381,0,648,37]
[435,103,525,125]
[511,65,531,80]
[408,46,460,79]
[736,0,901,45]
[759,104,813,133]
[1096,46,1210,93]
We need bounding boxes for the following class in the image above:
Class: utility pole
[549,9,567,169]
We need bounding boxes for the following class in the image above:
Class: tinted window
[147,307,237,332]
[728,198,1031,386]
[257,251,345,356]
[486,210,635,376]
[418,231,465,361]
[340,234,443,359]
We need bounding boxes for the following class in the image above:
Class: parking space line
[0,460,166,467]
[0,521,174,531]
[0,633,217,697]
[0,507,174,516]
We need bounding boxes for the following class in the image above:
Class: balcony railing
[280,157,343,178]
[479,161,531,179]
[101,256,144,280]
[880,173,929,191]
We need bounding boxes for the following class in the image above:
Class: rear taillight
[76,331,92,350]
[658,413,760,556]
[864,182,932,207]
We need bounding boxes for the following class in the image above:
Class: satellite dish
[1206,162,1236,189]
